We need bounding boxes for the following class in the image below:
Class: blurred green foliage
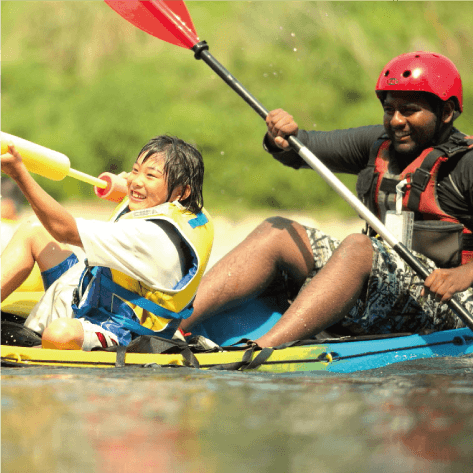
[2,1,472,219]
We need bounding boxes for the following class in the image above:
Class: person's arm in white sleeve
[76,218,184,289]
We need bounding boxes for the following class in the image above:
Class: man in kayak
[181,51,473,347]
[1,135,213,350]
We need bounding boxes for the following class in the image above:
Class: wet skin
[383,91,443,160]
[127,154,168,211]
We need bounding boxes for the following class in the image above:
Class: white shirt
[24,217,185,334]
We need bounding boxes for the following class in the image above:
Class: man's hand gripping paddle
[105,0,473,330]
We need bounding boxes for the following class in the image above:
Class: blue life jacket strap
[99,309,163,336]
[188,211,208,228]
[99,274,193,320]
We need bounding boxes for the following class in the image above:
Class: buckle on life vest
[410,168,430,191]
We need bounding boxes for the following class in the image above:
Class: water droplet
[263,73,268,78]
[291,32,296,37]
[293,48,298,52]
[220,151,225,155]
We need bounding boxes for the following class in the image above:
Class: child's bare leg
[42,319,84,350]
[1,219,72,301]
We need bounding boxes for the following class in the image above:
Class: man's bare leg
[182,217,314,331]
[255,233,373,347]
[1,219,72,301]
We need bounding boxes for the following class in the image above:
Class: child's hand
[117,171,130,180]
[1,144,26,179]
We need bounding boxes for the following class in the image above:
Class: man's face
[383,91,438,157]
[126,153,169,211]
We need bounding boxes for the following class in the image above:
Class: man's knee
[339,233,373,272]
[257,217,309,243]
[263,216,298,232]
[42,319,83,350]
[262,217,314,272]
[243,217,298,247]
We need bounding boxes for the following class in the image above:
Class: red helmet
[375,51,463,113]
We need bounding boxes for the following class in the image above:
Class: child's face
[126,153,169,211]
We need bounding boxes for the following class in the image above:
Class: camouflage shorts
[295,227,473,335]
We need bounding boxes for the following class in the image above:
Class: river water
[2,356,473,473]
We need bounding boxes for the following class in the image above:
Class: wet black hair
[137,135,204,214]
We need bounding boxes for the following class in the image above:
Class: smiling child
[1,135,213,350]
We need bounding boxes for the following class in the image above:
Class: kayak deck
[1,344,330,372]
[3,327,473,373]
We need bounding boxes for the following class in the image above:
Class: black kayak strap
[242,347,274,370]
[114,342,200,369]
[207,346,274,371]
[115,346,127,367]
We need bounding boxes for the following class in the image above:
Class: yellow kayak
[0,343,331,372]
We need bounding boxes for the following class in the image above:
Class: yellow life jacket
[72,199,213,340]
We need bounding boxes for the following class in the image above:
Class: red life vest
[358,132,473,267]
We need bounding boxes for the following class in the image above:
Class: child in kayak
[181,51,473,347]
[1,135,213,350]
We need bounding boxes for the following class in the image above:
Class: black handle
[193,42,268,119]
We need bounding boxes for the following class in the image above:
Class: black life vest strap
[359,135,387,235]
[378,177,399,194]
[407,148,443,211]
[367,136,387,168]
[407,132,473,212]
[463,233,473,251]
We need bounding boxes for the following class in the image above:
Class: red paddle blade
[105,0,199,49]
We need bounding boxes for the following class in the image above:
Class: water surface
[2,356,473,473]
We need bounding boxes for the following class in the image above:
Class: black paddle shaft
[192,41,473,331]
[192,42,269,119]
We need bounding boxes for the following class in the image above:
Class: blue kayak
[190,295,473,373]
[2,295,473,373]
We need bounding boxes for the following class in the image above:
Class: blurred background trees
[2,1,472,218]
